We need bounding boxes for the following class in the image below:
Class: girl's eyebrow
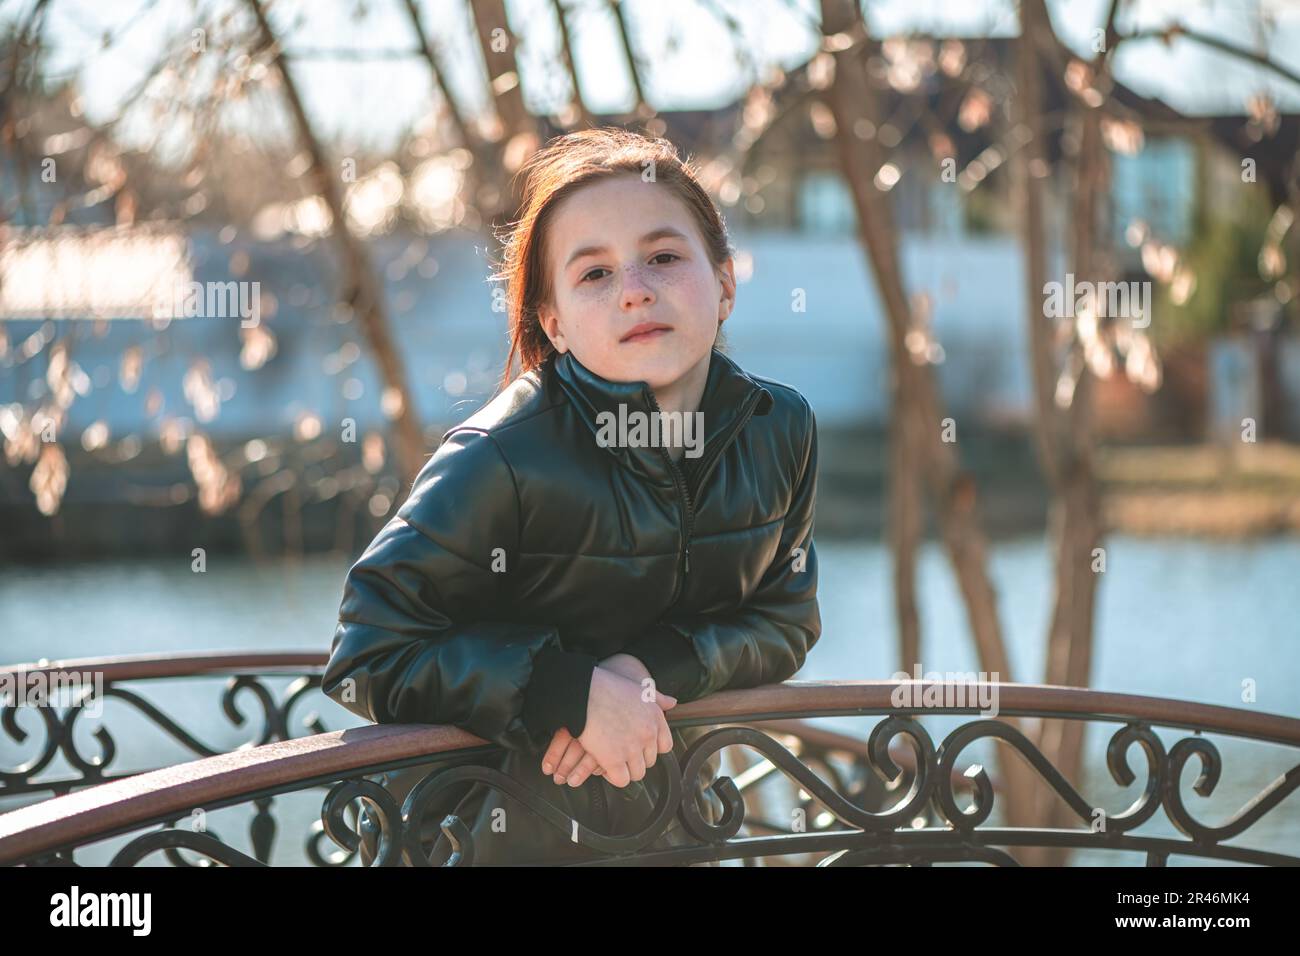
[563,226,689,270]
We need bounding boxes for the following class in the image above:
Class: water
[2,535,1297,865]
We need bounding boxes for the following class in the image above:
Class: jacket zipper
[646,387,764,609]
[645,388,696,605]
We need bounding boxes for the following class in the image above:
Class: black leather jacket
[323,346,821,864]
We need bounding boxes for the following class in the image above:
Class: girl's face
[537,174,735,392]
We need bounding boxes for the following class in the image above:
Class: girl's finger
[541,728,571,776]
[627,753,647,783]
[566,752,600,787]
[554,738,586,784]
[656,712,674,754]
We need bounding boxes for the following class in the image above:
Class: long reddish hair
[490,126,733,394]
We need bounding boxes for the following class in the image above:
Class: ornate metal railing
[2,679,1297,866]
[1,652,332,801]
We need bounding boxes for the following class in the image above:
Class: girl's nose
[619,265,655,309]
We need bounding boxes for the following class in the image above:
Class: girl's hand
[541,726,597,786]
[539,656,677,787]
[596,652,653,688]
[571,668,676,790]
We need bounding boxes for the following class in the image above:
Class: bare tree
[1014,0,1299,861]
[815,0,1040,847]
[465,0,540,225]
[245,0,426,488]
[551,0,594,128]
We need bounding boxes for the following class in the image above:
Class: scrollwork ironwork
[9,707,1299,867]
[1,672,333,799]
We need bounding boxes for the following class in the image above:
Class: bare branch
[1116,24,1300,90]
[606,0,647,117]
[551,0,593,127]
[399,0,477,152]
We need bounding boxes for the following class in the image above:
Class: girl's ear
[717,258,736,326]
[538,302,567,353]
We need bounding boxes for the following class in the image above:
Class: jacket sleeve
[625,397,822,703]
[322,428,594,753]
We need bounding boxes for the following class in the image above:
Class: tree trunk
[889,363,923,674]
[245,0,426,489]
[550,0,594,128]
[466,0,538,223]
[1035,104,1107,866]
[1015,0,1110,864]
[817,0,1039,849]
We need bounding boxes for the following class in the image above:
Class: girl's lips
[621,327,672,344]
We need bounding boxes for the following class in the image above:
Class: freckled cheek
[567,281,617,307]
[656,265,718,313]
[556,287,617,345]
[557,287,614,337]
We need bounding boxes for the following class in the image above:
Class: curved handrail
[5,656,1294,745]
[1,651,335,800]
[0,651,328,683]
[2,679,1298,866]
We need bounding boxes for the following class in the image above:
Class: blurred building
[2,35,1298,554]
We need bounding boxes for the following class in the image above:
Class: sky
[9,0,1300,155]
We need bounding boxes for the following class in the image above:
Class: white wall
[719,230,1035,427]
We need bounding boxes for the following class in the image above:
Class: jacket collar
[548,347,774,486]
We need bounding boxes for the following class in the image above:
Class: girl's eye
[580,254,676,282]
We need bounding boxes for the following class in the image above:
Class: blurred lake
[3,534,1297,865]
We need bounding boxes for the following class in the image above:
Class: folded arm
[322,428,595,753]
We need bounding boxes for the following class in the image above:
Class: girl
[324,126,821,865]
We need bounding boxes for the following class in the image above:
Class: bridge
[2,652,1298,867]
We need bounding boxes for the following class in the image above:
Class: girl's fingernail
[543,763,552,774]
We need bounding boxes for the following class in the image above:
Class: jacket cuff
[522,646,597,745]
[624,623,706,702]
